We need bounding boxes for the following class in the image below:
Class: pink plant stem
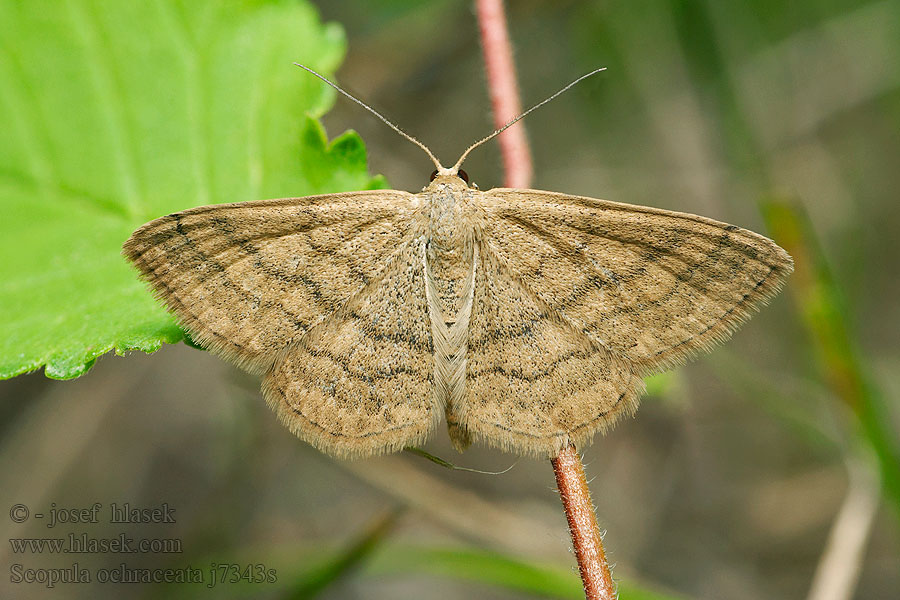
[474,3,615,598]
[475,0,533,188]
[552,445,617,600]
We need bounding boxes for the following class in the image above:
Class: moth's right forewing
[477,189,793,374]
[122,190,420,374]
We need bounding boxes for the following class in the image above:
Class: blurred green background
[1,1,898,599]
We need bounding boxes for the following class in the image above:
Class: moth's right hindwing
[459,233,643,457]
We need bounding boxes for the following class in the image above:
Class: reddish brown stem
[475,0,533,188]
[552,445,617,600]
[474,3,615,597]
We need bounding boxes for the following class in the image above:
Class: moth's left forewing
[123,190,422,375]
[476,189,793,375]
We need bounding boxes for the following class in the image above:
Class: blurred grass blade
[708,348,842,455]
[763,198,900,516]
[161,540,686,600]
[366,545,686,599]
[284,509,402,600]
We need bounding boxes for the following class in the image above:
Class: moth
[123,66,792,459]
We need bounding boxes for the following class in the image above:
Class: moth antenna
[450,67,607,173]
[294,63,444,171]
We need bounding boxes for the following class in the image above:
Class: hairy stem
[552,445,617,600]
[475,0,533,188]
[474,3,616,597]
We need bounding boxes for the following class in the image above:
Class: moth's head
[429,167,470,189]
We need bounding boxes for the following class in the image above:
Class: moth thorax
[427,192,473,321]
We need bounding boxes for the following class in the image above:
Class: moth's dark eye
[430,170,439,181]
[458,169,469,183]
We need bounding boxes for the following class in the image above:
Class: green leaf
[0,0,385,379]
